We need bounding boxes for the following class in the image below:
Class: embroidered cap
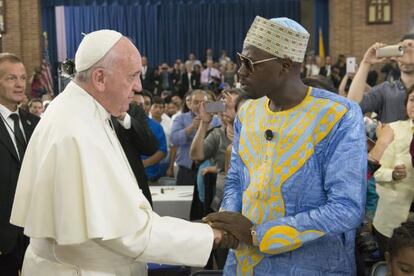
[244,16,310,63]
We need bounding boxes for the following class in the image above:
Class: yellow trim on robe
[260,225,324,255]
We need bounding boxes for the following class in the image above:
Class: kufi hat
[244,16,309,63]
[75,29,123,72]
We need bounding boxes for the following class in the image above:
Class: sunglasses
[236,52,279,73]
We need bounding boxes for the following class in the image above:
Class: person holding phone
[190,89,244,178]
[170,89,221,219]
[348,33,414,123]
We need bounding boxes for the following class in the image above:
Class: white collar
[0,103,19,120]
[69,81,111,121]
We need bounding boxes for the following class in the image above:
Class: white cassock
[10,81,214,276]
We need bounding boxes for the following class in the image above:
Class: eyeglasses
[236,52,279,73]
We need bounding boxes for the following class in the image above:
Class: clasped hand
[204,211,254,249]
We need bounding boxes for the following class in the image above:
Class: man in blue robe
[204,16,367,275]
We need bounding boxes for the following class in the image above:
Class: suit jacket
[140,66,156,92]
[0,109,39,254]
[112,104,158,206]
[155,72,175,93]
[179,72,201,98]
[319,65,331,77]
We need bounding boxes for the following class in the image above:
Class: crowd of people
[1,16,414,276]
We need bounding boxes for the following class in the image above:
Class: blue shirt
[170,112,221,169]
[141,117,167,179]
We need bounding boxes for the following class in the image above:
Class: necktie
[410,130,414,167]
[208,68,211,80]
[9,113,26,160]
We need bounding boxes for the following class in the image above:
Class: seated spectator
[348,34,414,123]
[28,98,43,117]
[373,85,414,258]
[135,91,168,184]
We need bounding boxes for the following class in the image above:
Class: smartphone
[376,45,404,58]
[205,101,225,113]
[346,57,357,74]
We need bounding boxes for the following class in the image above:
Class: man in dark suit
[140,56,156,93]
[179,61,201,98]
[319,55,332,77]
[112,99,158,206]
[0,53,40,275]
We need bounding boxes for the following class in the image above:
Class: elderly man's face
[104,38,142,116]
[0,61,26,110]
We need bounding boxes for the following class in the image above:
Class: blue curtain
[42,0,300,67]
[313,0,329,56]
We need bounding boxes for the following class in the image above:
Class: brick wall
[330,0,414,64]
[2,0,42,94]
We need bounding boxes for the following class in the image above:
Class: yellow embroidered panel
[259,225,324,254]
[238,89,347,224]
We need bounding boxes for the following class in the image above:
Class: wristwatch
[251,225,259,246]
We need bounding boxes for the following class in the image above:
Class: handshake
[203,211,255,250]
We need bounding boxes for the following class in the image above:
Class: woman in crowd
[373,85,414,258]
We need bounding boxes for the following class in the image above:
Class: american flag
[40,32,54,95]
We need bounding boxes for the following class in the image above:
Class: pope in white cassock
[10,30,224,275]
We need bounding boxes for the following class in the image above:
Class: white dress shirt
[0,103,27,159]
